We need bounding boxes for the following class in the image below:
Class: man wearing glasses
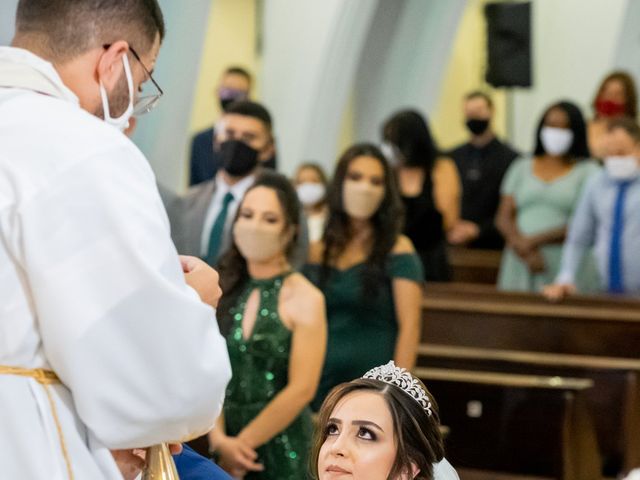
[0,1,231,479]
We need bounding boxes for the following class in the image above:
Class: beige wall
[430,0,508,151]
[189,0,258,135]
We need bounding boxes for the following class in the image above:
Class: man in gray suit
[169,101,277,264]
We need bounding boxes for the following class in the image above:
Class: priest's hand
[111,444,183,480]
[111,449,145,480]
[180,255,223,308]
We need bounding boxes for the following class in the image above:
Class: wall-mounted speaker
[485,2,532,88]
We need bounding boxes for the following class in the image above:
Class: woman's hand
[216,435,264,476]
[524,249,546,273]
[509,235,536,259]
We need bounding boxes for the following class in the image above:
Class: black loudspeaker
[485,2,532,88]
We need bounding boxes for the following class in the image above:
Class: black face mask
[465,118,490,136]
[219,98,237,112]
[220,140,259,177]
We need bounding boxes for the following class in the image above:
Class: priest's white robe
[0,46,232,479]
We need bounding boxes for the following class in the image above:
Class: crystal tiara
[362,361,432,416]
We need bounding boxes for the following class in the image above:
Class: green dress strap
[387,252,425,282]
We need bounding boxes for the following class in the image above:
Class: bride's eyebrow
[351,420,384,432]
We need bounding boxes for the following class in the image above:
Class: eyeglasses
[103,44,164,115]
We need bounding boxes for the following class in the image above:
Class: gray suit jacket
[164,180,216,257]
[162,175,309,267]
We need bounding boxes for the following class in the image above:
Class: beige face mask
[342,179,385,220]
[233,222,289,262]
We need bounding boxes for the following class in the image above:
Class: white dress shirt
[200,172,256,256]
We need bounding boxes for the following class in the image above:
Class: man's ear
[96,41,129,90]
[261,134,276,161]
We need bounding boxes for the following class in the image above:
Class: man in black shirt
[447,91,518,249]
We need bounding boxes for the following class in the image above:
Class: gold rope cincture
[0,366,74,480]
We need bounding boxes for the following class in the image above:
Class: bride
[310,361,459,480]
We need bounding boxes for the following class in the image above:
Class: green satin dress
[223,273,313,480]
[303,253,424,410]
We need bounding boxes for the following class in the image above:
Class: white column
[0,1,18,45]
[132,0,213,191]
[260,0,379,175]
[614,0,640,90]
[354,0,467,142]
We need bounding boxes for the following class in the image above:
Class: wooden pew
[414,367,600,480]
[418,345,640,476]
[422,282,640,357]
[421,283,640,476]
[448,248,502,284]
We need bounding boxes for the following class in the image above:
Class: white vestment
[434,458,460,480]
[0,47,232,479]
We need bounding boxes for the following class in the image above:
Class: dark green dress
[223,273,313,480]
[303,253,424,410]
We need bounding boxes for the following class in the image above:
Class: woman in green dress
[210,172,327,479]
[496,101,601,292]
[303,143,425,411]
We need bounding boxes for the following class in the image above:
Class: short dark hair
[465,90,493,109]
[225,100,273,134]
[533,100,591,160]
[15,0,164,61]
[310,378,445,480]
[224,66,252,85]
[608,117,640,143]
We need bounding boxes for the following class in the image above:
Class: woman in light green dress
[496,101,601,292]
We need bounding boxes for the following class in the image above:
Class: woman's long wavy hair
[216,170,301,335]
[320,143,404,297]
[310,378,445,480]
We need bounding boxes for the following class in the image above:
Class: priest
[0,1,231,478]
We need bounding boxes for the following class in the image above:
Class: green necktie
[205,191,234,265]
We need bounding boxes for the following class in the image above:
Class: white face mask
[99,54,134,132]
[296,182,326,207]
[605,156,640,181]
[342,179,385,220]
[540,126,574,156]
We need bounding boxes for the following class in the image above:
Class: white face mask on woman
[296,182,326,207]
[605,156,640,181]
[540,126,574,156]
[342,179,385,220]
[233,222,289,262]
